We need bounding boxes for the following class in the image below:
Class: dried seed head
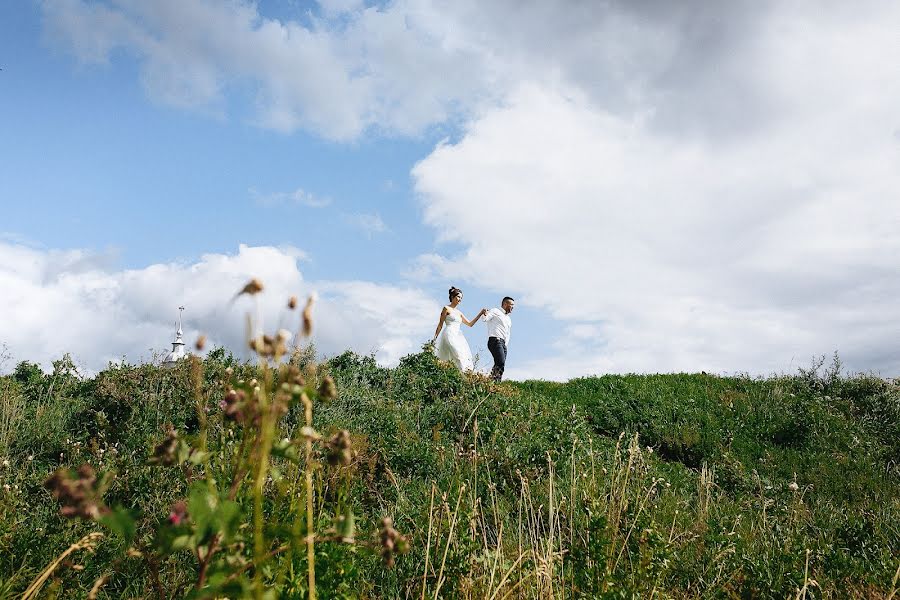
[288,295,298,310]
[318,375,337,401]
[378,516,409,568]
[150,426,180,466]
[301,294,316,337]
[300,426,321,442]
[325,429,353,466]
[44,464,109,520]
[237,278,264,297]
[195,335,207,351]
[285,365,305,386]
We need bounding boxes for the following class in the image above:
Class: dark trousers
[487,337,507,382]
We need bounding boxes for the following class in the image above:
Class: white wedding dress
[435,308,474,371]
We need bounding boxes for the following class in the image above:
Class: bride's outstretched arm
[462,308,487,327]
[432,307,449,341]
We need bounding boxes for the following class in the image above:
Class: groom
[482,296,514,382]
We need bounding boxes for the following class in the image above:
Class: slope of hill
[0,349,897,598]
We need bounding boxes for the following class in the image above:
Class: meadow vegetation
[0,320,898,598]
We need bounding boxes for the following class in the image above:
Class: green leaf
[188,450,211,465]
[99,505,137,546]
[215,499,243,542]
[336,505,355,542]
[271,438,300,463]
[187,482,217,534]
[171,534,193,552]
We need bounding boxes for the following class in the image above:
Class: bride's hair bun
[448,286,462,301]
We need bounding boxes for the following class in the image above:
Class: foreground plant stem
[303,391,317,600]
[253,363,275,599]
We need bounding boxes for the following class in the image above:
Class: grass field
[0,347,898,598]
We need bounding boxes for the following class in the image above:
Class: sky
[1,0,898,380]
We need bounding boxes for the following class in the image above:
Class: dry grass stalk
[0,379,24,455]
[886,560,900,600]
[22,532,104,600]
[420,483,436,600]
[433,483,466,600]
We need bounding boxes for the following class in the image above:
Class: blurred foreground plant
[32,280,407,599]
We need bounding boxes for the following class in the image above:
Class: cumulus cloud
[37,0,900,378]
[0,243,438,373]
[42,0,778,140]
[411,4,900,378]
[40,0,502,139]
[41,0,900,143]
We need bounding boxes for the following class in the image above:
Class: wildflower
[220,389,248,422]
[1,459,8,468]
[788,482,799,492]
[27,455,34,461]
[168,500,188,526]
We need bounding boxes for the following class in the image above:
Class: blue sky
[1,1,899,379]
[2,2,432,277]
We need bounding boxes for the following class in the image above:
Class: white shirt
[483,308,512,343]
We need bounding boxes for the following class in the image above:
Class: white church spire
[164,306,187,366]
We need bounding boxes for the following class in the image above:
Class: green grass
[0,348,898,598]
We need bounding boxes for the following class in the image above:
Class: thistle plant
[35,278,408,599]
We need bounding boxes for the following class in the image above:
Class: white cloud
[410,11,900,379]
[40,0,900,145]
[35,0,900,379]
[0,243,438,373]
[39,0,502,139]
[249,187,331,208]
[343,212,388,237]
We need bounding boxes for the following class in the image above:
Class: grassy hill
[0,348,898,598]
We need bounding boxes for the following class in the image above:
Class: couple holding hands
[432,286,514,382]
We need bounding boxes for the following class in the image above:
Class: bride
[432,287,486,372]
